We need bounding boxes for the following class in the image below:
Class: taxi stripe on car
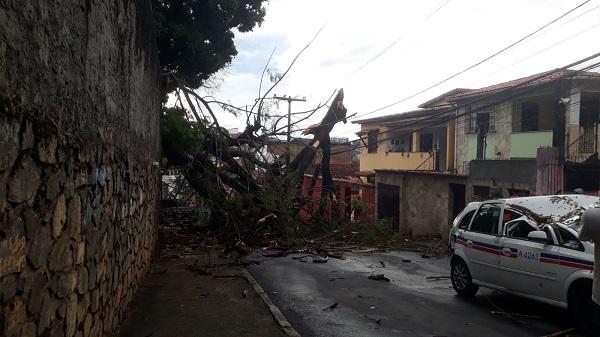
[540,253,594,271]
[456,237,517,258]
[457,236,594,271]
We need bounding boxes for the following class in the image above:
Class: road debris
[425,275,451,281]
[540,328,577,337]
[378,261,386,268]
[401,258,411,263]
[328,277,344,282]
[323,302,339,311]
[357,294,376,299]
[312,256,329,263]
[242,289,248,298]
[364,314,382,325]
[490,310,541,320]
[420,238,449,259]
[368,274,390,282]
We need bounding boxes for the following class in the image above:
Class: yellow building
[353,89,468,175]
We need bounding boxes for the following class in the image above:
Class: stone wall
[0,1,160,336]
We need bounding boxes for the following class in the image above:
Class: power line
[272,94,307,164]
[294,5,597,138]
[339,62,600,156]
[351,0,592,120]
[296,53,600,138]
[332,19,600,139]
[347,0,453,77]
[465,20,600,89]
[329,56,600,156]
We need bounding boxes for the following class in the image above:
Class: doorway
[377,183,400,228]
[450,183,466,219]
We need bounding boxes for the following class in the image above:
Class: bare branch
[250,27,324,120]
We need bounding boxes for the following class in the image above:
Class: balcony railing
[567,123,598,163]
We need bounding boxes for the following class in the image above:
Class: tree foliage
[152,0,267,90]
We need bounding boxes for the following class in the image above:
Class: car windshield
[566,220,583,233]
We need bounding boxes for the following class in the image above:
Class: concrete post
[446,121,455,171]
[412,131,420,152]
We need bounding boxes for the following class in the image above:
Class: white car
[450,195,599,333]
[449,201,481,250]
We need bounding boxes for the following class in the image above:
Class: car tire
[451,258,478,297]
[568,281,595,336]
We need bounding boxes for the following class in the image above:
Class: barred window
[466,104,495,133]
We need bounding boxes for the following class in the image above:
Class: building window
[466,105,495,133]
[387,134,411,153]
[466,111,476,133]
[513,102,539,132]
[580,93,600,128]
[368,131,378,153]
[420,133,433,152]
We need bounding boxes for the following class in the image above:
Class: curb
[242,269,302,337]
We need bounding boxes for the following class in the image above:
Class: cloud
[199,0,600,137]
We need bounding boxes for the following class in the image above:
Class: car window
[457,210,475,229]
[502,209,522,225]
[555,227,584,251]
[469,204,501,235]
[505,220,537,239]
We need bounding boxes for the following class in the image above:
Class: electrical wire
[350,0,592,120]
[347,0,453,77]
[328,58,600,156]
[297,52,600,143]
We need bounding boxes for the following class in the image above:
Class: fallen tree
[161,75,348,245]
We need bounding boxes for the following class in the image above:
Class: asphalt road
[248,251,578,337]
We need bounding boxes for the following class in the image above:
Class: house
[367,68,600,237]
[450,69,600,198]
[353,108,455,175]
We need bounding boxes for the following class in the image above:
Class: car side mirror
[527,230,550,244]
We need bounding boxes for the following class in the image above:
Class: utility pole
[273,94,306,164]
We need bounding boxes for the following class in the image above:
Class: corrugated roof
[352,106,447,125]
[448,69,600,100]
[418,88,474,108]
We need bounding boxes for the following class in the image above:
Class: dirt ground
[116,248,287,337]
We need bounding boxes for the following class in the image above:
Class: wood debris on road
[368,274,391,282]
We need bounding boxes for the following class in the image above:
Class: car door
[499,218,562,299]
[460,202,504,285]
[552,226,593,301]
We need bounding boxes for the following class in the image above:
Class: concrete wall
[509,131,553,158]
[0,1,160,337]
[375,171,466,238]
[360,151,434,172]
[468,160,537,198]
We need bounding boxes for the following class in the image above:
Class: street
[249,251,578,337]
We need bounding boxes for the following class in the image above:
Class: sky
[191,0,600,140]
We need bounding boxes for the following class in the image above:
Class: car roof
[483,194,600,224]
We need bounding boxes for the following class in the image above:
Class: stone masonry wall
[0,1,160,336]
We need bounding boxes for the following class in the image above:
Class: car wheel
[451,258,478,297]
[568,281,595,336]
